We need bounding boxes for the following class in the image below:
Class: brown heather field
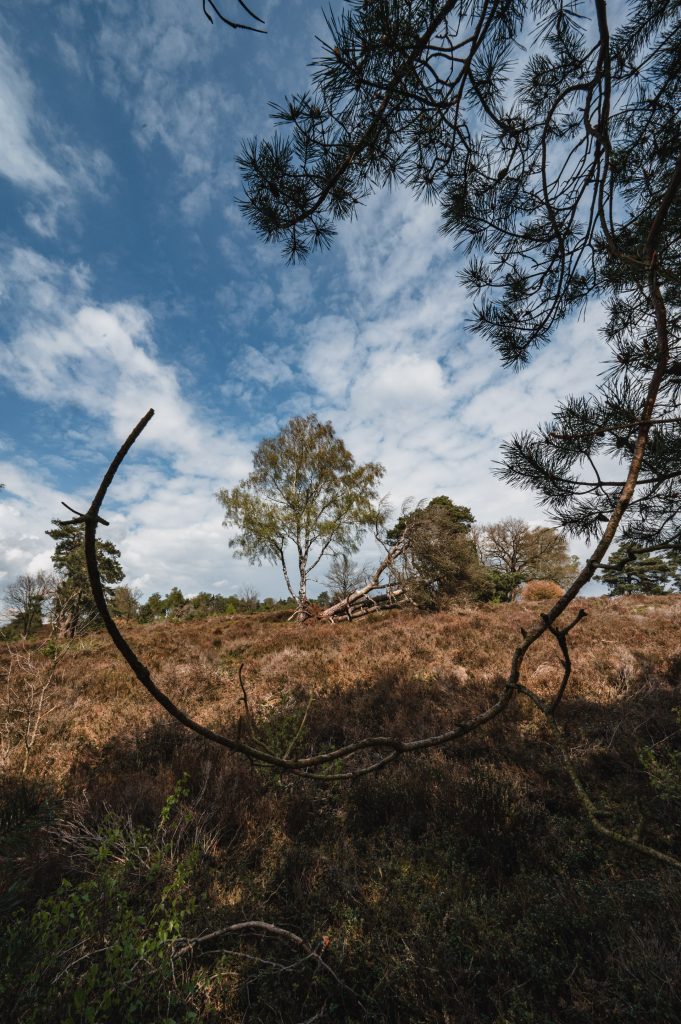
[2,595,681,1022]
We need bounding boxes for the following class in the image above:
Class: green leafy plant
[0,781,201,1024]
[640,709,681,803]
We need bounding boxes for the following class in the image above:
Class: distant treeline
[133,587,301,623]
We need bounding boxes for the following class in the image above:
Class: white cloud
[92,0,240,219]
[238,344,295,388]
[49,0,331,225]
[0,189,610,606]
[0,36,113,237]
[0,40,62,190]
[0,248,255,478]
[55,34,90,78]
[0,245,278,602]
[262,188,612,574]
[0,456,286,612]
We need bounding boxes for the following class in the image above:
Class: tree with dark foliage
[600,542,681,595]
[389,497,489,608]
[239,0,681,584]
[46,520,124,638]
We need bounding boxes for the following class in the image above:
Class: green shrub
[640,708,681,804]
[0,781,201,1024]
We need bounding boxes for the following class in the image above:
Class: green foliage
[484,568,526,604]
[164,586,186,611]
[239,0,681,550]
[391,497,489,608]
[138,591,165,622]
[46,520,124,638]
[639,708,681,803]
[0,781,200,1024]
[387,496,474,545]
[109,585,141,621]
[137,588,279,622]
[218,414,384,615]
[601,543,681,595]
[480,518,579,594]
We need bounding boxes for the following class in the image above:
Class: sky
[0,0,611,607]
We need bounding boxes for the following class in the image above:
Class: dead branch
[61,395,681,869]
[201,0,266,33]
[516,681,681,871]
[173,919,359,1002]
[319,542,407,622]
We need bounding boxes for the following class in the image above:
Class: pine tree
[239,1,681,585]
[600,543,679,596]
[46,520,125,638]
[388,497,488,608]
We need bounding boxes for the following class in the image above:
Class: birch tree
[217,415,384,620]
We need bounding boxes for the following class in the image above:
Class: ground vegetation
[1,599,681,1021]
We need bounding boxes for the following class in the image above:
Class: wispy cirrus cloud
[226,187,610,539]
[0,33,113,237]
[89,0,242,221]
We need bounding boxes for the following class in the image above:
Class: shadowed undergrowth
[1,597,681,1022]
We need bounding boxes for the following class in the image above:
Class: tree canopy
[600,543,681,595]
[388,497,488,608]
[239,0,681,583]
[217,414,384,619]
[479,518,579,589]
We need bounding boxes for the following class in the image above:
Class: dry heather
[4,595,680,789]
[2,597,681,1023]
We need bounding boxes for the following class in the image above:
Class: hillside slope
[2,597,680,1022]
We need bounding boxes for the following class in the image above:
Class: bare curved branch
[201,0,266,33]
[63,390,681,870]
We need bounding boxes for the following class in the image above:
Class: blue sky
[0,0,608,604]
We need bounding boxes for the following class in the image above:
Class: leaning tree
[238,0,681,564]
[62,0,681,869]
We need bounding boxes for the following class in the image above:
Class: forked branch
[201,0,266,33]
[63,405,681,868]
[517,681,681,871]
